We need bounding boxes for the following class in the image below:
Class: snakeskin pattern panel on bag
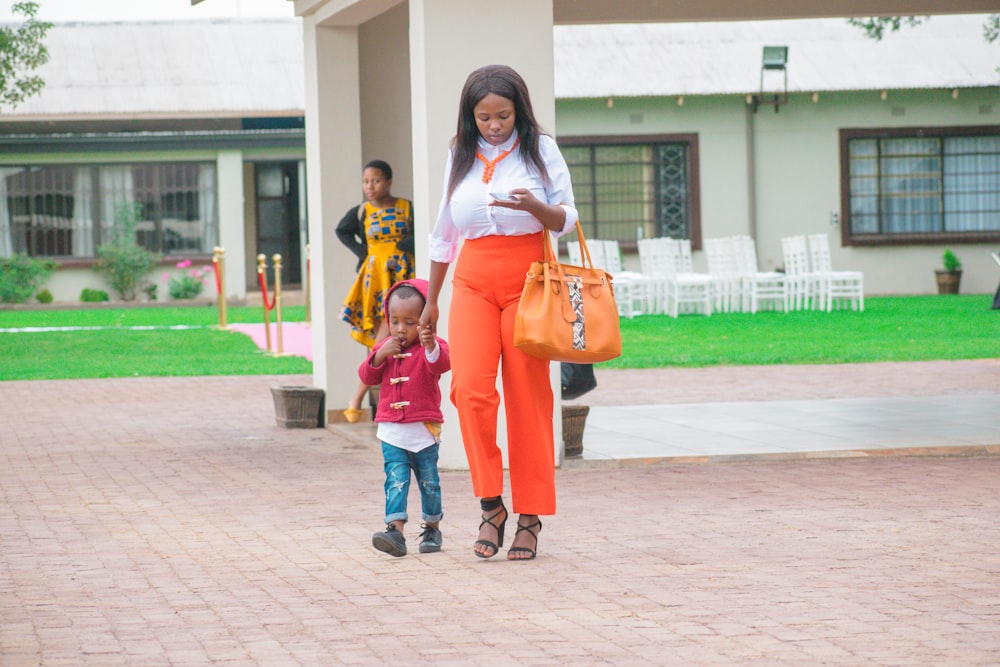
[568,275,585,350]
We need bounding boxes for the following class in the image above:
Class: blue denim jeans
[381,441,443,524]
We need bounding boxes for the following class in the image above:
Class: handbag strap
[543,221,594,268]
[538,221,609,325]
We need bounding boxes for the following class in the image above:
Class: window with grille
[558,135,701,249]
[0,162,217,259]
[3,166,76,257]
[841,127,1000,245]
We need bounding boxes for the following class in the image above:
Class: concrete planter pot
[270,385,325,428]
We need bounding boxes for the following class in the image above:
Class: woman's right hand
[419,301,439,338]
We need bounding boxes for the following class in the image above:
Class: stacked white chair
[597,240,649,318]
[705,236,743,313]
[636,238,667,314]
[673,238,714,316]
[806,233,864,311]
[780,235,814,311]
[735,235,785,313]
[637,237,712,317]
[566,239,647,319]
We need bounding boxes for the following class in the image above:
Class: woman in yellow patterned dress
[337,160,415,421]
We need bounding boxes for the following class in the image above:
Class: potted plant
[935,249,962,295]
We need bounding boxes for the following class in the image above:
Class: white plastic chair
[807,233,864,312]
[781,235,813,311]
[638,237,711,317]
[705,236,743,313]
[735,236,785,313]
[567,239,647,318]
[598,240,650,318]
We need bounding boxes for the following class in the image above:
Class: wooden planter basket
[562,404,590,457]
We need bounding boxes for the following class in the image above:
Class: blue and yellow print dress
[340,198,415,348]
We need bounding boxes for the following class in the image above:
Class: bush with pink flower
[164,259,211,300]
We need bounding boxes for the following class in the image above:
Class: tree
[0,1,51,109]
[848,14,1000,44]
[984,15,1000,44]
[847,16,928,41]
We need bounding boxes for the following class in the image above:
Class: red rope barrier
[257,271,275,311]
[212,257,222,295]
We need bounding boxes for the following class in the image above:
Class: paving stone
[1,370,999,665]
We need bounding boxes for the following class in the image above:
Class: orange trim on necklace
[476,138,520,184]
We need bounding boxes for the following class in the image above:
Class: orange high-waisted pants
[449,233,555,515]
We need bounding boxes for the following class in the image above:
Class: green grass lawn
[1,296,997,381]
[1,306,312,380]
[608,294,1000,368]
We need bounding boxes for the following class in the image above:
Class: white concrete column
[216,149,247,301]
[409,0,560,469]
[302,17,365,409]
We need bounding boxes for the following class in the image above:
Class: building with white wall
[2,9,997,463]
[0,19,307,303]
[3,15,996,303]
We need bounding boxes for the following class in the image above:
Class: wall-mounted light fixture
[751,45,789,113]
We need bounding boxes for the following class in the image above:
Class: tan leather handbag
[514,223,622,363]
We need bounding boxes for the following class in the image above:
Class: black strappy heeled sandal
[508,516,542,561]
[475,496,507,559]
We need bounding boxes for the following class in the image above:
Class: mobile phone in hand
[489,192,518,202]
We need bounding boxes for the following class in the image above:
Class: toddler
[359,278,451,557]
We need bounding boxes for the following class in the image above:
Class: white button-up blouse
[428,131,579,264]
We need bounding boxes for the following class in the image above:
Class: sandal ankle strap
[480,496,504,512]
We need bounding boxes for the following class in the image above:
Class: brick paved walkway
[2,372,999,665]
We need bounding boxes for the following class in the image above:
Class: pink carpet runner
[228,322,313,360]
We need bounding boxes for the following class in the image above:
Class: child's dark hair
[389,284,424,306]
[365,159,393,180]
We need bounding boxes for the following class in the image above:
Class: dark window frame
[132,162,206,255]
[5,166,77,257]
[2,161,216,261]
[557,134,701,252]
[840,125,1000,247]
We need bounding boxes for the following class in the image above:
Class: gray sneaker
[418,523,442,553]
[372,524,406,557]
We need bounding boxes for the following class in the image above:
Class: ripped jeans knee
[381,442,442,524]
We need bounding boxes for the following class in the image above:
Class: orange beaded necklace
[476,138,520,184]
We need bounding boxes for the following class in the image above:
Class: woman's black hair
[446,65,549,199]
[364,159,393,181]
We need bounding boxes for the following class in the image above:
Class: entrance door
[255,162,301,288]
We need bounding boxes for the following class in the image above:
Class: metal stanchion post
[257,253,272,353]
[273,253,283,355]
[213,246,228,329]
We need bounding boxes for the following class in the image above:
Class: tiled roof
[3,18,304,117]
[553,14,999,98]
[3,14,996,118]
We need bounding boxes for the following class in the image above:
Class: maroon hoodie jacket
[357,278,451,425]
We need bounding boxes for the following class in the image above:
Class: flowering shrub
[164,259,211,300]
